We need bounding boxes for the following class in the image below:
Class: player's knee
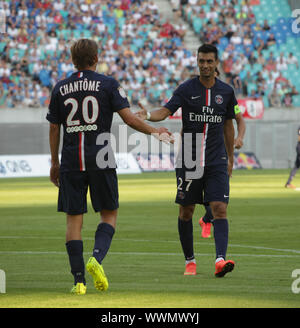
[100,209,118,229]
[179,205,195,221]
[210,202,227,219]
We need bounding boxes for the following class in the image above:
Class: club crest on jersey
[118,87,127,98]
[215,95,223,105]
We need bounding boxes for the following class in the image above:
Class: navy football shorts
[58,169,119,215]
[175,165,229,206]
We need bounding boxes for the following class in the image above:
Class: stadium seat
[28,63,34,75]
[0,42,6,52]
[293,95,300,106]
[277,17,287,26]
[59,10,69,19]
[263,95,269,107]
[252,63,262,73]
[192,18,202,34]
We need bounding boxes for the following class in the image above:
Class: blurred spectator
[275,72,289,85]
[230,31,242,45]
[170,0,181,20]
[262,19,271,31]
[287,52,299,69]
[255,38,267,53]
[265,52,277,71]
[276,57,288,72]
[222,54,234,81]
[249,88,261,99]
[266,33,276,47]
[0,82,8,107]
[231,58,243,95]
[257,52,265,65]
[268,86,282,107]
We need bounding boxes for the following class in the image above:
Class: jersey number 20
[65,96,99,126]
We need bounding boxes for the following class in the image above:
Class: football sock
[213,219,228,260]
[286,167,298,185]
[185,258,196,265]
[203,205,213,223]
[178,217,194,261]
[93,222,115,264]
[66,240,86,285]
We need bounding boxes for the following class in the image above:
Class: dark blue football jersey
[164,77,238,167]
[46,70,130,172]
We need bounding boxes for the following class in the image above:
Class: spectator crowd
[0,0,299,109]
[0,0,197,109]
[178,0,300,107]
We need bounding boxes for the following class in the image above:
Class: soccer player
[285,126,300,189]
[46,39,173,294]
[199,68,246,238]
[136,43,237,277]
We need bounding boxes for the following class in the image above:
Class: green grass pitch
[0,169,299,308]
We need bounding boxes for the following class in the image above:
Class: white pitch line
[0,250,299,258]
[1,236,300,255]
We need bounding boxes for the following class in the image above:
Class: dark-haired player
[47,39,173,294]
[136,44,237,277]
[285,126,300,189]
[199,67,246,238]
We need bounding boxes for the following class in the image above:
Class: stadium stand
[0,0,299,109]
[0,0,197,109]
[179,0,300,107]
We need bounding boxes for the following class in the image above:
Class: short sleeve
[164,87,183,115]
[46,88,62,124]
[226,89,238,119]
[110,79,130,112]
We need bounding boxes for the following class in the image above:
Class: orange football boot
[199,217,212,238]
[215,259,235,278]
[184,262,196,275]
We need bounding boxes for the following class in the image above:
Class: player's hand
[227,158,233,178]
[153,127,175,144]
[134,102,148,120]
[50,163,60,187]
[234,137,243,149]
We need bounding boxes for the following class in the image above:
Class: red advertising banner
[237,98,264,119]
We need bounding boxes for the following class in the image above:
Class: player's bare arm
[118,107,174,144]
[135,102,172,122]
[224,119,235,177]
[234,112,246,149]
[49,122,61,187]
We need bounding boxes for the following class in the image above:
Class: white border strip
[0,236,300,255]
